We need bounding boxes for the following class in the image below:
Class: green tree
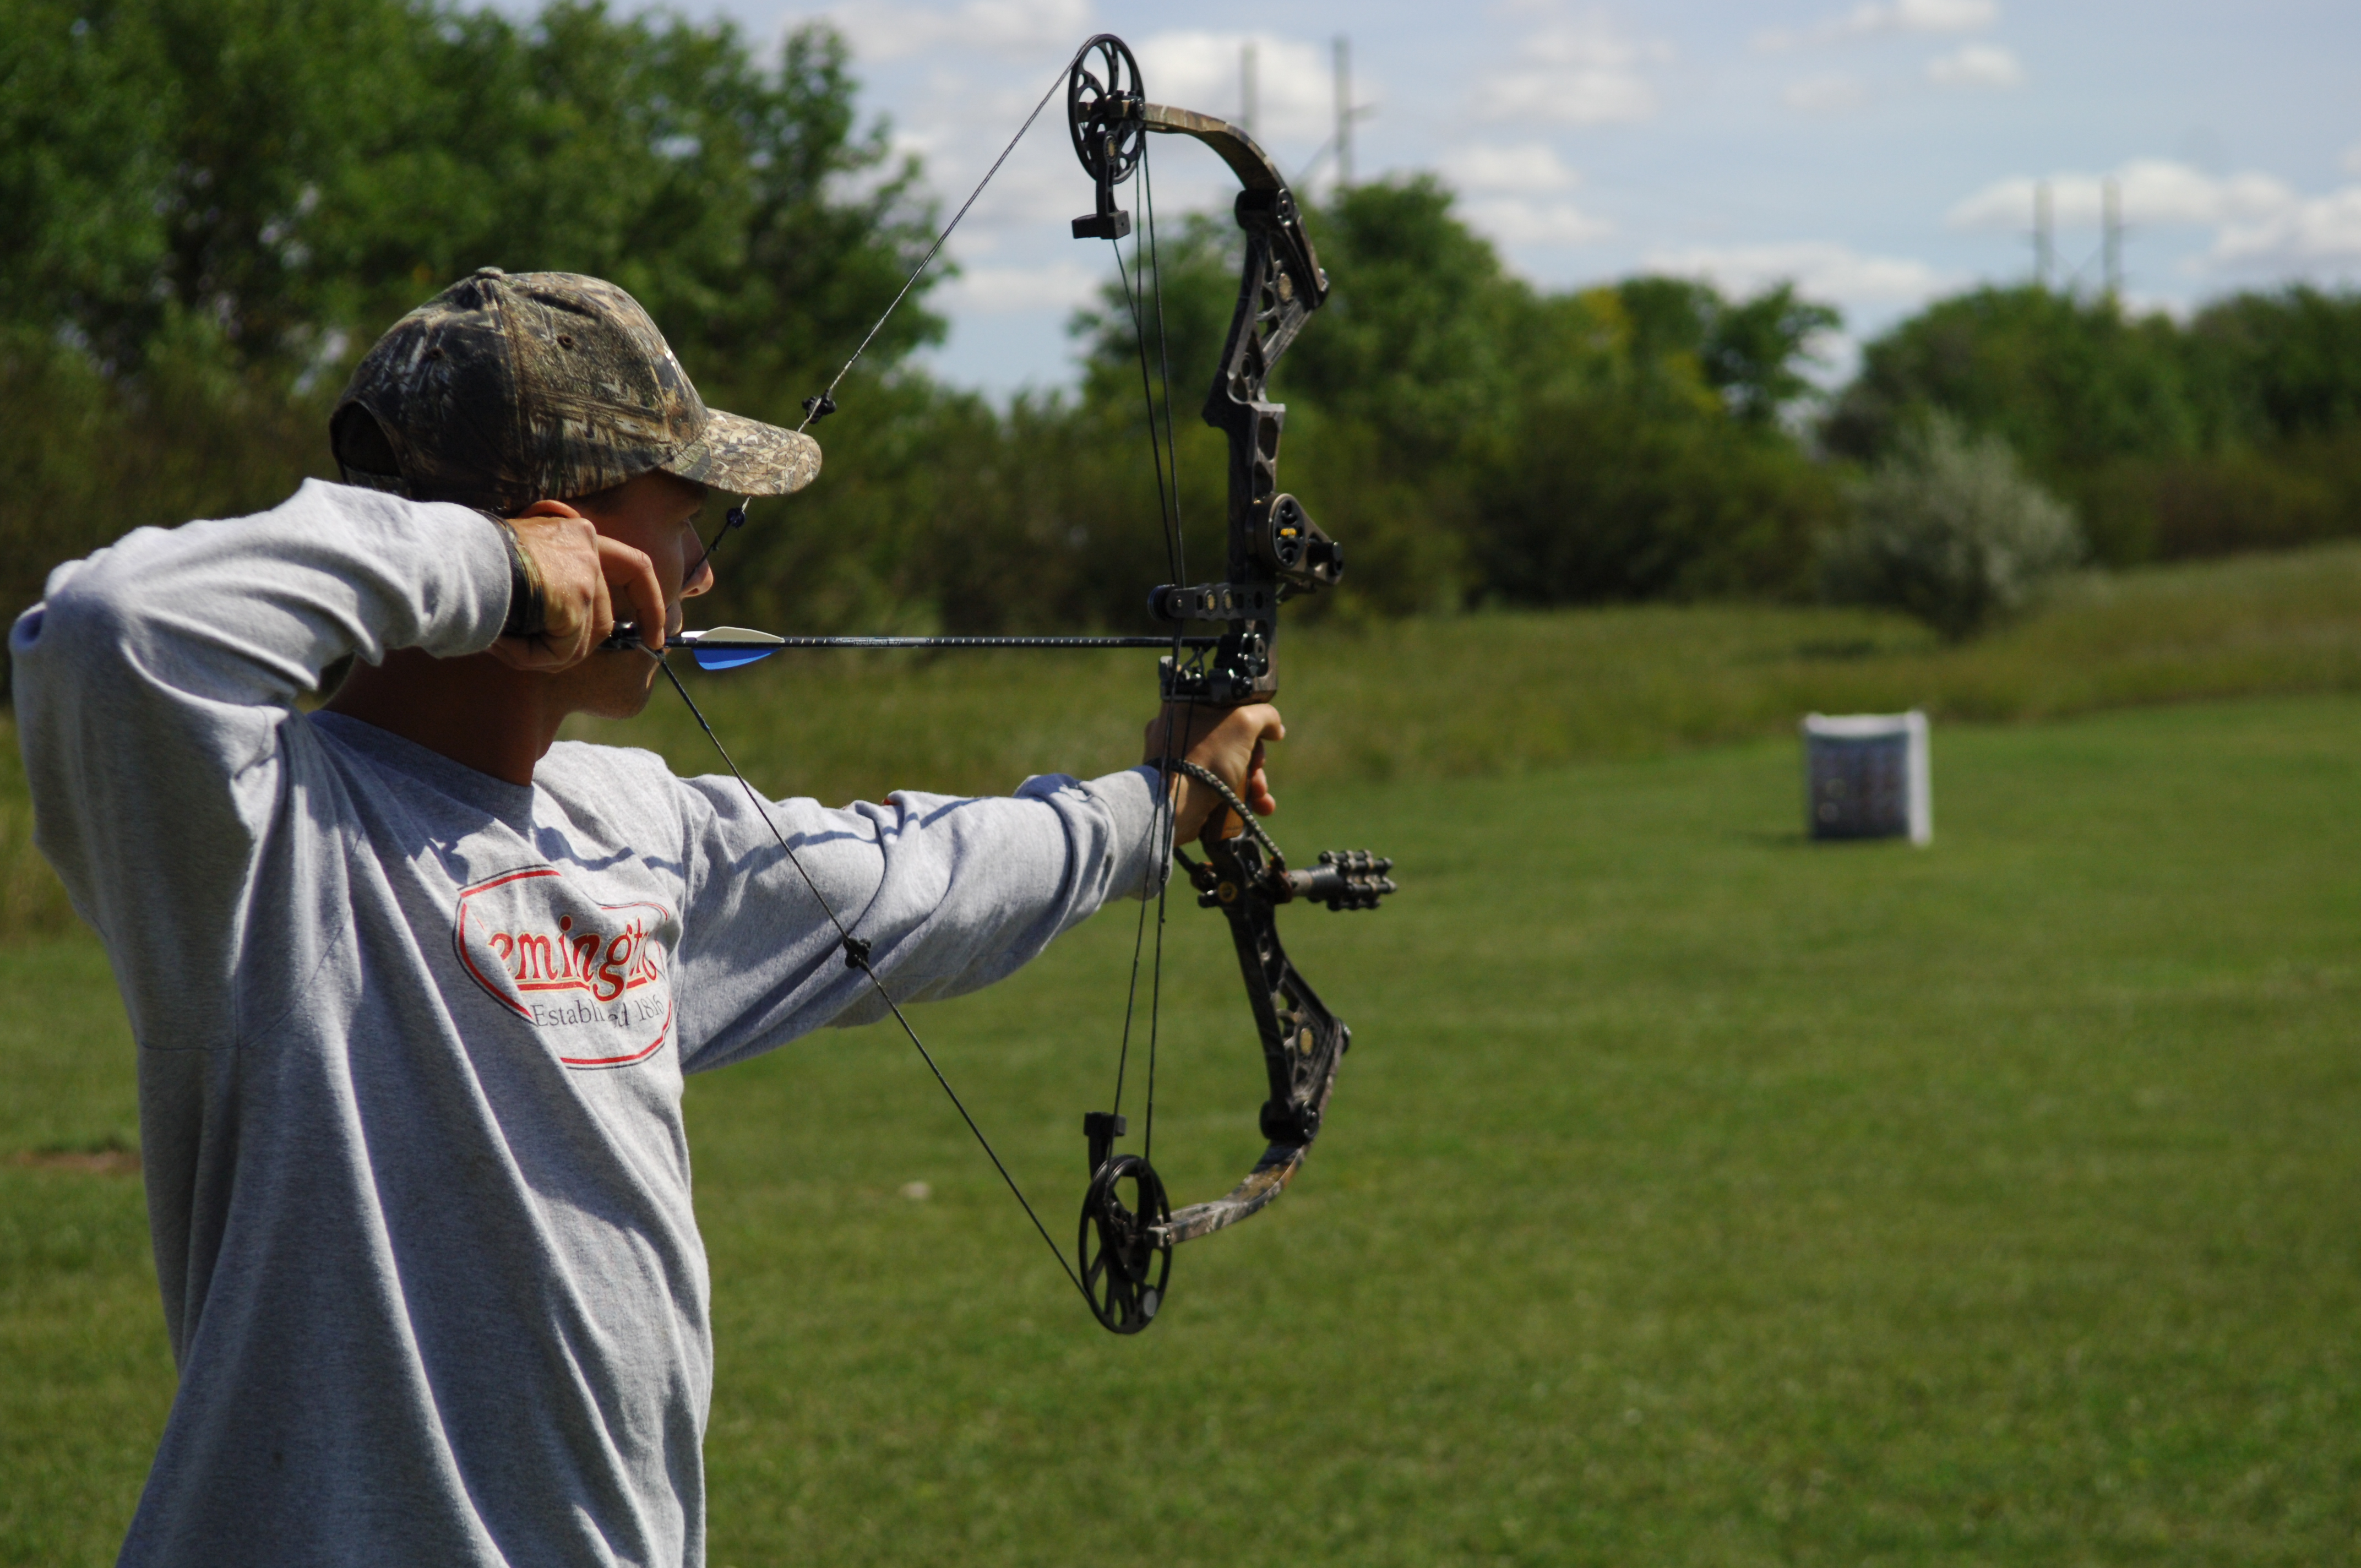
[1824,283,2361,564]
[1824,286,2208,474]
[0,0,945,643]
[1701,283,1843,428]
[1280,177,1546,473]
[1821,287,2206,559]
[1,0,939,393]
[2184,285,2361,443]
[1613,277,1840,427]
[0,0,174,355]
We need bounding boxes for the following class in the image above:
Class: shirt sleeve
[9,478,513,1049]
[666,763,1167,1074]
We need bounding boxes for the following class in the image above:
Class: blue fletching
[691,644,780,672]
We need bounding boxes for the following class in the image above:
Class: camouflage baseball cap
[330,268,820,514]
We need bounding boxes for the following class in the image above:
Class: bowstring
[648,654,1091,1305]
[674,50,1088,601]
[1137,139,1183,1170]
[657,47,1198,1293]
[1104,130,1188,1173]
[794,49,1082,435]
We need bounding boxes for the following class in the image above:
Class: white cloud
[1439,142,1581,193]
[1642,241,1956,306]
[2211,188,2361,271]
[822,0,1093,64]
[1134,31,1336,144]
[935,259,1105,314]
[1926,43,2025,89]
[1462,197,1614,248]
[1947,157,2361,280]
[1439,143,1604,246]
[1948,160,2297,230]
[1847,0,1998,34]
[1756,0,1997,51]
[1477,9,1669,126]
[1783,72,1870,112]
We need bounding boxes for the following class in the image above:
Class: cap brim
[662,407,822,497]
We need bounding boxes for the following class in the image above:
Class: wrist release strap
[488,515,547,640]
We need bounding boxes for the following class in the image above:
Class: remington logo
[485,912,659,1003]
[452,867,677,1070]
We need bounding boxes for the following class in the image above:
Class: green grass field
[8,542,2361,938]
[6,676,2359,1562]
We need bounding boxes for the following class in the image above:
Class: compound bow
[640,34,1395,1335]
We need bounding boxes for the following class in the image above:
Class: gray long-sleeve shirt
[10,479,1162,1566]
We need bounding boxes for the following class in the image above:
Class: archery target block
[1802,711,1930,845]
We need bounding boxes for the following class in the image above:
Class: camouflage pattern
[333,268,820,513]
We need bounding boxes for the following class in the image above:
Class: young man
[12,268,1279,1565]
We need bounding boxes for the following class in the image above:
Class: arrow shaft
[678,634,1221,650]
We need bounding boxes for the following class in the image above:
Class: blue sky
[644,0,2361,393]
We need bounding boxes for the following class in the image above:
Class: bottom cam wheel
[1079,1153,1172,1334]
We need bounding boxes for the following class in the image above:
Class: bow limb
[1154,763,1394,1246]
[1159,830,1349,1244]
[1138,104,1341,710]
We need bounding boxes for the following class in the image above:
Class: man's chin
[575,657,661,722]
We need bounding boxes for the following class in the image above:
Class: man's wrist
[486,514,547,640]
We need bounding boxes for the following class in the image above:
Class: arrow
[605,624,1224,670]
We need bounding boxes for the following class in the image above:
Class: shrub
[1477,394,1844,605]
[1819,416,2084,639]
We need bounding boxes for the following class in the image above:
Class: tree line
[7,0,2361,650]
[1827,285,2361,564]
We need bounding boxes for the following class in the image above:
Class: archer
[10,265,1280,1564]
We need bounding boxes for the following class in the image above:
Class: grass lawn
[6,691,2358,1564]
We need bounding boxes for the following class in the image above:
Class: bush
[1477,393,1843,605]
[1819,416,2084,640]
[1822,284,2361,566]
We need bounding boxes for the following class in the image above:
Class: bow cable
[640,46,1248,1318]
[677,41,1095,594]
[1137,140,1188,1171]
[1098,133,1188,1170]
[647,654,1091,1305]
[793,48,1082,435]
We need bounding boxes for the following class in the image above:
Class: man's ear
[511,500,586,521]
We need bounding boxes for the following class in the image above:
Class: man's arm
[659,698,1288,1073]
[661,760,1166,1071]
[9,480,513,1046]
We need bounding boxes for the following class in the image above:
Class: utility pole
[2033,179,2053,288]
[2102,176,2123,298]
[1333,35,1353,190]
[1241,40,1258,140]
